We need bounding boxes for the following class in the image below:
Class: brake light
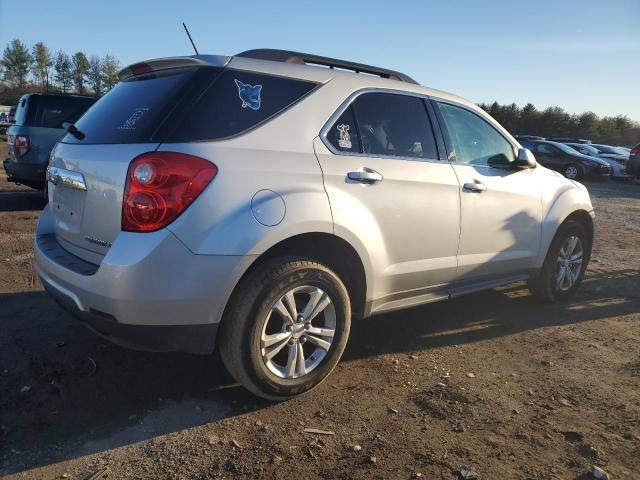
[631,148,639,157]
[122,152,217,232]
[14,135,30,156]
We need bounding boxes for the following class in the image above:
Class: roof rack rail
[236,49,418,84]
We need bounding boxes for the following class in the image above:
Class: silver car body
[35,54,595,353]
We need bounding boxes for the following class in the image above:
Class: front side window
[352,92,438,160]
[436,102,514,166]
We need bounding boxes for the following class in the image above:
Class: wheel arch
[220,232,369,331]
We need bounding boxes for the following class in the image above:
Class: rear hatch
[48,64,217,264]
[48,55,319,264]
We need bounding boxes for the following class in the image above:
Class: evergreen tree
[101,54,120,91]
[1,39,32,88]
[32,42,54,91]
[72,51,89,94]
[54,51,73,93]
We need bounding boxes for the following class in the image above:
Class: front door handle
[462,180,487,193]
[347,169,383,184]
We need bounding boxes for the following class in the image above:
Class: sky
[1,0,639,120]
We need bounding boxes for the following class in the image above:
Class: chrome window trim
[319,87,442,163]
[46,166,87,191]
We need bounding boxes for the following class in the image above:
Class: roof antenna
[182,22,199,55]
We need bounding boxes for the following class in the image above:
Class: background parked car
[3,94,96,190]
[7,106,16,123]
[548,137,592,144]
[628,143,640,178]
[565,143,629,180]
[520,140,611,179]
[514,134,545,141]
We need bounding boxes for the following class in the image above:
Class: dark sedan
[519,140,612,180]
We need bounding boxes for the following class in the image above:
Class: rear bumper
[35,205,256,354]
[3,159,46,189]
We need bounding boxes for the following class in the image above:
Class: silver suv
[35,49,594,400]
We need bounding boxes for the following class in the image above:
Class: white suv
[35,49,594,400]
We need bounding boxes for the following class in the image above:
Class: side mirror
[514,148,537,169]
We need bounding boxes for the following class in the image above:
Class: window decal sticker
[234,79,262,111]
[118,107,148,130]
[337,124,352,149]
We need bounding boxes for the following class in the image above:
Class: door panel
[314,138,460,298]
[452,164,542,282]
[433,100,542,284]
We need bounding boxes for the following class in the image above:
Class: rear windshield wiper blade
[62,122,85,140]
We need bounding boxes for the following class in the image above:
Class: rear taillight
[631,148,639,157]
[122,152,217,232]
[14,135,30,157]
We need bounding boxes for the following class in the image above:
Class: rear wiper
[62,122,85,140]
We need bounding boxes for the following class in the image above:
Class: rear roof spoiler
[118,55,230,81]
[236,48,418,84]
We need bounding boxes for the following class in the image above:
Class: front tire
[529,220,591,302]
[563,164,583,180]
[218,257,351,401]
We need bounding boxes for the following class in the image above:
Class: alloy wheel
[260,286,336,379]
[555,235,584,291]
[565,166,579,179]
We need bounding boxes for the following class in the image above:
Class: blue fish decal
[234,79,262,111]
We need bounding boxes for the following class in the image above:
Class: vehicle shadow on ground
[0,268,638,474]
[0,189,46,212]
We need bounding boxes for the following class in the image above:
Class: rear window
[64,67,203,144]
[19,95,96,128]
[63,66,318,144]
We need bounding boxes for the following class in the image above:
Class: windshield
[571,144,600,156]
[593,144,626,155]
[551,142,582,154]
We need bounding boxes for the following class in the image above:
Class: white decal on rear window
[118,108,149,130]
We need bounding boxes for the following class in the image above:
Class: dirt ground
[1,138,639,479]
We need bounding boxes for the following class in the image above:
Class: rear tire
[218,257,351,401]
[563,164,583,180]
[529,220,591,302]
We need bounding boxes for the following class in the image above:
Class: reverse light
[122,152,217,232]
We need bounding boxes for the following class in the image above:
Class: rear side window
[64,67,204,144]
[164,69,318,142]
[24,96,96,128]
[353,92,438,160]
[436,102,514,166]
[326,106,361,153]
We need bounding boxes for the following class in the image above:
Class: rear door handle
[462,180,487,193]
[347,169,383,184]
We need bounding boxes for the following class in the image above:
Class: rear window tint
[162,69,318,142]
[64,67,205,144]
[23,96,96,128]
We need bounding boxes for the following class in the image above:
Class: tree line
[0,39,121,104]
[479,101,640,146]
